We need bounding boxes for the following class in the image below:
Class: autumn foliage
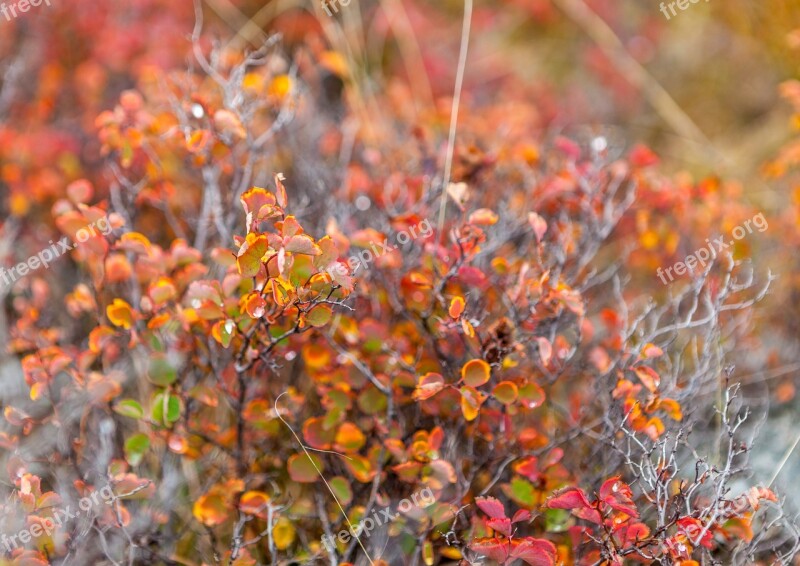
[1,1,800,565]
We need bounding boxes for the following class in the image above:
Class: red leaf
[475,496,507,519]
[470,537,509,563]
[510,538,557,566]
[622,522,650,543]
[546,487,591,510]
[541,448,563,469]
[599,476,638,517]
[629,144,660,168]
[513,457,541,482]
[487,517,512,537]
[573,506,604,525]
[457,265,489,288]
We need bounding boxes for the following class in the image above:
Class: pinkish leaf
[512,509,532,523]
[528,212,548,242]
[284,235,321,256]
[536,337,552,366]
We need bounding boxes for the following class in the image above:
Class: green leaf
[508,477,536,508]
[363,337,382,354]
[114,399,144,419]
[288,453,324,483]
[152,392,182,426]
[357,385,387,416]
[124,433,150,466]
[306,304,333,328]
[544,508,571,533]
[147,355,177,386]
[329,477,353,506]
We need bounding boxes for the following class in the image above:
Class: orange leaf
[413,373,445,401]
[244,292,267,319]
[409,272,432,287]
[642,343,663,358]
[633,366,660,393]
[449,296,465,319]
[462,359,491,388]
[239,491,270,518]
[469,208,499,226]
[334,422,366,453]
[344,454,375,483]
[274,174,288,208]
[240,187,276,230]
[658,398,683,421]
[302,417,335,450]
[193,493,229,527]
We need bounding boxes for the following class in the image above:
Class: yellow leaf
[107,298,133,329]
[460,386,485,422]
[242,72,264,92]
[492,381,518,405]
[273,517,296,550]
[237,233,269,277]
[269,75,292,99]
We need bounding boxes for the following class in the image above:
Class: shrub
[0,7,798,566]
